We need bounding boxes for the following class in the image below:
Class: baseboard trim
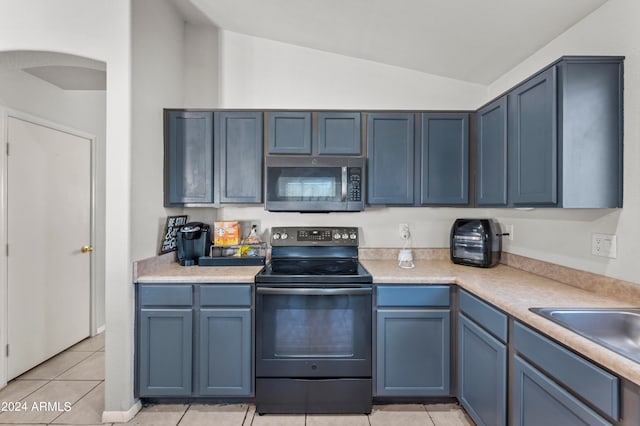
[102,400,141,423]
[96,324,106,335]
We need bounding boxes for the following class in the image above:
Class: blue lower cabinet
[513,355,612,426]
[138,308,193,397]
[376,309,450,396]
[458,313,507,426]
[136,283,253,399]
[199,308,252,396]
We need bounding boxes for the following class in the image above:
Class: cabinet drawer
[139,284,193,307]
[200,285,252,307]
[377,285,449,307]
[514,322,619,420]
[459,290,508,342]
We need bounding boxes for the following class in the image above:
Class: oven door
[256,286,372,378]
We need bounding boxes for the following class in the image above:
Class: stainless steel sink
[530,308,640,363]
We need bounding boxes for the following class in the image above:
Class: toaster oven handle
[341,166,348,202]
[257,287,372,296]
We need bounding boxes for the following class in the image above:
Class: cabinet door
[317,112,361,155]
[267,112,312,154]
[508,67,558,206]
[420,113,469,205]
[367,113,415,205]
[477,98,508,206]
[458,313,507,426]
[513,356,612,426]
[138,308,192,397]
[216,112,263,203]
[165,111,214,205]
[199,308,252,396]
[376,309,450,396]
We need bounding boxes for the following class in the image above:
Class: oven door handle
[257,287,372,296]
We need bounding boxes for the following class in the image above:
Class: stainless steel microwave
[265,156,365,212]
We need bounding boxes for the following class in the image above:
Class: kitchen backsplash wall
[214,206,491,248]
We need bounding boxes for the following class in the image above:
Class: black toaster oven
[450,219,502,268]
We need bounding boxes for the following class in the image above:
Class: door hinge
[6,143,9,156]
[6,344,9,357]
[5,244,8,257]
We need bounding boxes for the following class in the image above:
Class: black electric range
[254,226,373,415]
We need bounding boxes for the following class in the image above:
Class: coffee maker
[177,222,211,266]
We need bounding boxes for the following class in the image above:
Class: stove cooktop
[256,226,372,284]
[256,261,372,284]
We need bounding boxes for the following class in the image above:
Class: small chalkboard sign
[160,215,188,254]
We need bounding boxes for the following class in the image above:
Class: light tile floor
[0,334,475,425]
[0,333,105,426]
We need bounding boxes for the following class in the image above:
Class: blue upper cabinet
[557,58,623,208]
[508,67,558,206]
[477,97,508,207]
[317,112,362,155]
[165,111,214,205]
[267,112,312,154]
[216,112,263,203]
[505,56,623,208]
[367,113,415,205]
[420,113,469,205]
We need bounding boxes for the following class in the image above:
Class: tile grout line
[240,403,251,426]
[47,377,103,425]
[17,351,93,382]
[423,404,437,426]
[52,349,103,381]
[26,345,103,425]
[174,402,191,426]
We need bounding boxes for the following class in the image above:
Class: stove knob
[281,232,288,240]
[333,233,341,239]
[273,233,281,240]
[350,233,357,240]
[341,233,349,239]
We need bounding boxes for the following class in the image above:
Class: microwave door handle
[341,166,348,202]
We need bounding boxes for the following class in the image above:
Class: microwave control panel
[348,167,362,201]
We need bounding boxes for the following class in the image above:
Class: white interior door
[7,116,92,379]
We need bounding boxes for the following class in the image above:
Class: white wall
[184,23,219,107]
[131,0,188,262]
[0,0,134,414]
[219,30,487,110]
[131,8,221,262]
[0,61,107,331]
[485,0,639,284]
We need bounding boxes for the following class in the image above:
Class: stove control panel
[271,227,359,246]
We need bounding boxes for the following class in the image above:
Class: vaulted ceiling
[182,0,609,84]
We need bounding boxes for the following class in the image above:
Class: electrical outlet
[399,224,410,240]
[592,234,617,258]
[499,223,514,241]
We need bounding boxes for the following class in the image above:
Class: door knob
[81,245,94,253]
